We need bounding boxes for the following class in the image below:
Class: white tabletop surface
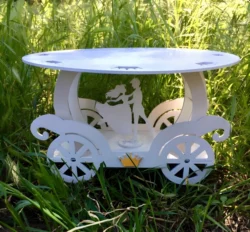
[22,48,240,74]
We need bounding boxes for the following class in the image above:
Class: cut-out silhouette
[129,79,155,141]
[96,85,133,135]
[96,79,154,147]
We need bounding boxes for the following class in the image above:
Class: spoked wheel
[47,134,102,183]
[161,135,215,184]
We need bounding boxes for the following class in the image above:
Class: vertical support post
[176,76,192,123]
[54,71,86,122]
[69,73,87,122]
[177,72,208,122]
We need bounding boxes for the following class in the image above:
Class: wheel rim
[161,135,214,184]
[47,134,101,183]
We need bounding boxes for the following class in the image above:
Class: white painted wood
[100,130,155,153]
[30,113,230,183]
[30,73,231,184]
[55,71,87,122]
[47,134,101,183]
[154,110,181,130]
[30,114,111,154]
[176,78,193,123]
[96,79,154,147]
[83,110,102,127]
[78,98,97,111]
[148,98,184,128]
[22,48,240,74]
[54,71,76,120]
[150,115,231,156]
[79,97,180,131]
[78,98,108,129]
[68,73,87,122]
[129,79,155,139]
[161,135,214,184]
[96,83,133,135]
[181,72,208,121]
[25,48,240,184]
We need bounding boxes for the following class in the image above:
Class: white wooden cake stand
[22,48,240,184]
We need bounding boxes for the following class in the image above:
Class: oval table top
[22,48,240,75]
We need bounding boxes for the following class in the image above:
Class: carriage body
[24,48,239,185]
[31,97,230,184]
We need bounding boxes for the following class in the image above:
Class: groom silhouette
[129,79,154,141]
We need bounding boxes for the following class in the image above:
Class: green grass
[0,0,250,231]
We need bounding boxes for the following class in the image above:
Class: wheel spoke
[76,145,89,157]
[71,175,79,183]
[68,139,75,156]
[193,159,214,164]
[77,163,91,175]
[166,159,181,164]
[191,146,204,158]
[90,118,99,126]
[165,119,172,127]
[170,163,184,175]
[49,156,67,163]
[79,156,94,162]
[169,146,184,160]
[71,164,78,176]
[56,145,70,157]
[184,140,192,155]
[59,164,69,174]
[189,163,200,172]
[183,166,189,178]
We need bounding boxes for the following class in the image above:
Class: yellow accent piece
[120,153,142,167]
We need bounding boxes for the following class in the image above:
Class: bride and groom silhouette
[96,78,154,145]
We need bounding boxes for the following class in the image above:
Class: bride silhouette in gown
[96,80,154,147]
[96,85,133,135]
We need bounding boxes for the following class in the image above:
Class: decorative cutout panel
[96,78,155,148]
[28,67,234,185]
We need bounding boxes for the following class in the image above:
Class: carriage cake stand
[22,48,240,184]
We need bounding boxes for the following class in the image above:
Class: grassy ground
[0,0,250,231]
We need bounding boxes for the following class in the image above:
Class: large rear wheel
[161,135,214,184]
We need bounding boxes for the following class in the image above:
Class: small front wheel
[160,135,215,184]
[47,134,102,183]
